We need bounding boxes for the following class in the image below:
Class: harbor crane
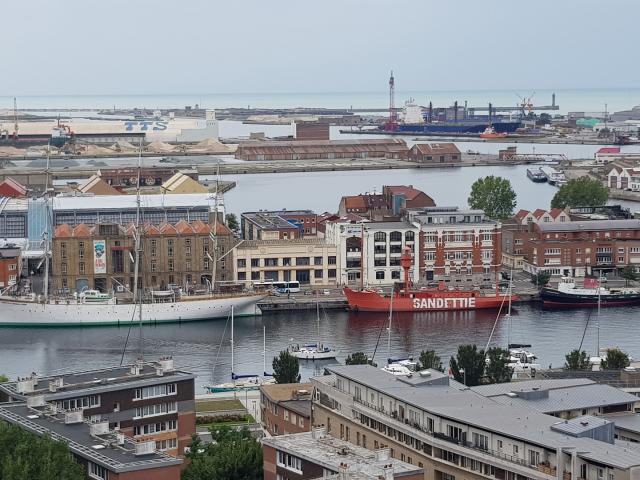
[384,71,399,132]
[516,91,535,116]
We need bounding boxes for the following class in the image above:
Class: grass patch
[197,414,256,429]
[196,399,245,413]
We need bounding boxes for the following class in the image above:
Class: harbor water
[0,304,638,388]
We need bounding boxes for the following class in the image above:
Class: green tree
[0,375,8,382]
[620,265,638,286]
[183,426,262,480]
[467,176,517,220]
[564,349,591,370]
[485,347,513,384]
[449,344,485,387]
[272,350,301,384]
[531,272,550,288]
[550,177,608,209]
[601,348,630,370]
[0,375,8,402]
[345,352,377,367]
[536,113,552,126]
[0,422,84,480]
[417,350,444,372]
[225,213,240,236]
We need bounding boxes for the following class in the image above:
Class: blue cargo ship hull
[394,121,521,135]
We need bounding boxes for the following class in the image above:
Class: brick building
[339,185,435,220]
[262,428,423,480]
[51,220,234,294]
[0,244,21,289]
[295,122,330,141]
[242,210,318,239]
[234,238,337,286]
[520,219,640,277]
[0,358,195,479]
[407,207,501,285]
[407,143,461,163]
[260,383,312,436]
[0,177,28,197]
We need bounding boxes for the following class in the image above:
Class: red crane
[384,70,399,132]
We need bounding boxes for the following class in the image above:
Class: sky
[3,0,640,96]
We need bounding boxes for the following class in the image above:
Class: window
[167,239,174,258]
[134,420,177,436]
[314,269,323,279]
[374,232,386,242]
[295,257,310,266]
[314,256,323,265]
[134,401,178,419]
[88,462,108,480]
[237,259,246,268]
[168,259,174,272]
[405,231,415,242]
[328,269,336,278]
[251,259,260,267]
[79,262,85,274]
[513,445,519,455]
[376,271,385,280]
[391,271,400,279]
[276,451,302,473]
[61,263,67,274]
[238,272,246,281]
[134,383,177,400]
[265,258,278,267]
[151,261,157,272]
[60,242,67,259]
[328,256,336,265]
[251,272,260,280]
[497,439,503,449]
[529,450,540,466]
[283,257,291,266]
[390,231,402,242]
[472,432,488,450]
[156,438,178,451]
[204,259,210,270]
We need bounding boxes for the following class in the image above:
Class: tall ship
[540,277,640,309]
[344,248,517,312]
[0,155,263,327]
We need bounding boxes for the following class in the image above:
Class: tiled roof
[412,142,461,155]
[598,147,621,154]
[514,209,531,220]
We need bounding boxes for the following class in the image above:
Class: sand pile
[0,146,26,157]
[146,141,176,153]
[84,145,115,156]
[113,140,138,152]
[191,138,232,153]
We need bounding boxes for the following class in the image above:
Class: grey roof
[262,430,422,477]
[602,414,640,434]
[550,415,612,435]
[0,197,28,213]
[322,365,640,469]
[470,378,595,396]
[473,382,639,414]
[0,247,21,258]
[241,211,298,230]
[364,221,416,230]
[537,219,640,232]
[0,361,194,401]
[279,399,311,418]
[52,193,219,212]
[0,403,182,472]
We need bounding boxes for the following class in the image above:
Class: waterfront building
[161,172,209,194]
[78,174,123,195]
[0,197,28,239]
[0,357,195,460]
[260,383,312,436]
[98,167,199,188]
[312,365,640,480]
[324,219,420,287]
[339,185,435,221]
[0,244,21,289]
[0,177,27,197]
[262,428,423,480]
[242,209,318,240]
[407,207,501,284]
[519,219,640,277]
[295,121,331,141]
[51,220,234,294]
[235,139,408,161]
[407,143,461,164]
[51,193,222,227]
[234,238,337,286]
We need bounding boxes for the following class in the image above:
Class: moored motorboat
[479,126,508,139]
[540,277,640,309]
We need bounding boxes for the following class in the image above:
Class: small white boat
[77,289,112,303]
[382,358,418,376]
[289,297,337,360]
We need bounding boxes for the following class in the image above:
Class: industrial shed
[235,139,408,161]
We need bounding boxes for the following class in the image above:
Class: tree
[485,347,513,384]
[345,352,377,367]
[550,177,608,209]
[449,344,485,387]
[467,176,517,220]
[0,422,85,480]
[0,375,8,382]
[620,265,638,286]
[272,350,301,384]
[564,349,591,370]
[417,350,444,372]
[531,272,550,288]
[601,348,630,370]
[225,213,240,236]
[536,113,552,126]
[183,426,262,480]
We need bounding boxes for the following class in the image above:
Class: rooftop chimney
[158,356,174,373]
[311,426,327,440]
[339,463,349,480]
[375,447,391,462]
[383,463,394,480]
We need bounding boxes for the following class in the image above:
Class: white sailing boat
[0,148,264,326]
[289,296,337,360]
[207,306,275,393]
[380,286,417,376]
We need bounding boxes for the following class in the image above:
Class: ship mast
[133,140,143,360]
[209,160,220,294]
[596,271,602,359]
[43,143,51,301]
[386,284,394,363]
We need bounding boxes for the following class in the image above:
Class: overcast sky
[3,0,639,96]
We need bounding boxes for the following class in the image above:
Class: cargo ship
[344,248,517,312]
[540,277,640,309]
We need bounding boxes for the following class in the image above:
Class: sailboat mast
[597,271,602,357]
[316,292,321,349]
[263,324,266,376]
[507,268,513,348]
[133,140,143,360]
[210,160,220,294]
[43,143,51,300]
[386,285,394,362]
[231,305,235,380]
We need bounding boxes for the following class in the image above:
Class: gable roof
[597,147,621,155]
[549,208,566,218]
[413,143,460,155]
[0,177,28,197]
[385,185,424,201]
[342,195,367,210]
[78,175,121,195]
[514,209,531,220]
[532,208,549,219]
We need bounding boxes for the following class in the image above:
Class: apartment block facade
[260,383,312,436]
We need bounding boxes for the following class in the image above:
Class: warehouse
[235,139,408,161]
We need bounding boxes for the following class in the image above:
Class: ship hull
[344,288,514,312]
[0,294,264,327]
[394,121,521,135]
[540,288,640,309]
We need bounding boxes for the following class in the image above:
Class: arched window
[374,232,386,242]
[390,231,402,242]
[346,236,362,252]
[405,231,415,242]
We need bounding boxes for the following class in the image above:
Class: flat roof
[242,211,298,230]
[364,221,415,230]
[322,365,640,469]
[550,415,612,436]
[602,414,640,434]
[538,219,640,232]
[263,430,422,477]
[52,193,219,212]
[0,361,194,401]
[0,197,28,213]
[0,403,182,473]
[237,238,332,248]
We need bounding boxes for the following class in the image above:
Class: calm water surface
[1,304,638,388]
